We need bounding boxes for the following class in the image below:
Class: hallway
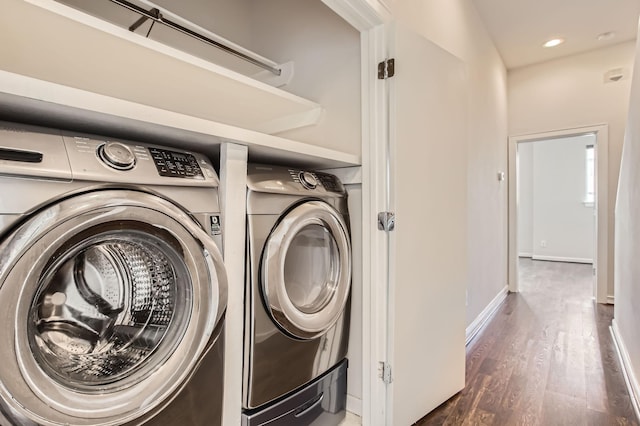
[417,259,638,425]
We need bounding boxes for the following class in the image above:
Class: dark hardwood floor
[416,259,638,425]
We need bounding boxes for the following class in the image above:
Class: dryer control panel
[288,169,343,192]
[247,164,345,197]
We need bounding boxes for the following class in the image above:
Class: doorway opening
[508,125,609,303]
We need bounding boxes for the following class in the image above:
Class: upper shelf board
[0,71,360,169]
[1,0,323,135]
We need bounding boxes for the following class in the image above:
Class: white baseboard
[610,320,640,422]
[346,395,362,417]
[608,295,615,304]
[466,286,508,346]
[531,255,593,264]
[519,253,533,258]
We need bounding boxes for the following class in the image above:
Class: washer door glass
[261,200,351,339]
[0,190,226,426]
[32,228,191,391]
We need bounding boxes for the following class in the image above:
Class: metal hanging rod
[109,0,282,76]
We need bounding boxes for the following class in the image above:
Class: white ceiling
[471,0,640,70]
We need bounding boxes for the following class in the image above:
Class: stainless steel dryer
[0,122,227,426]
[243,164,351,426]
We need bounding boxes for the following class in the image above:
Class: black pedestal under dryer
[0,123,227,426]
[243,164,351,426]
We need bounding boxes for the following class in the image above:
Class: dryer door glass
[283,224,339,314]
[261,200,351,340]
[0,190,226,426]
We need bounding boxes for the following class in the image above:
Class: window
[585,144,595,205]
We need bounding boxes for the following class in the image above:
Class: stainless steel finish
[62,134,218,187]
[0,122,71,181]
[377,211,396,231]
[299,171,318,189]
[377,58,395,79]
[246,164,345,201]
[108,0,282,76]
[244,164,351,410]
[98,141,136,170]
[261,201,351,339]
[380,361,393,384]
[0,123,226,426]
[242,359,348,426]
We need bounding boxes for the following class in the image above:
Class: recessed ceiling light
[597,31,616,41]
[543,38,565,48]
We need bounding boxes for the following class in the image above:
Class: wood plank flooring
[416,259,638,425]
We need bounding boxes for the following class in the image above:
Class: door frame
[508,124,609,303]
[320,1,390,424]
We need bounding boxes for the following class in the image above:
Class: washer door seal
[261,200,351,340]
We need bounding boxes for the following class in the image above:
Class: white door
[386,22,468,425]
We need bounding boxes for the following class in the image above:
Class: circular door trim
[261,200,351,340]
[0,189,227,426]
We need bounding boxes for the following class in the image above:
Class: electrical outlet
[540,240,547,248]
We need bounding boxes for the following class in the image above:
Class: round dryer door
[0,190,227,426]
[261,200,351,339]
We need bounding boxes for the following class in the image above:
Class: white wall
[248,0,362,156]
[614,20,640,415]
[55,0,362,156]
[56,0,259,74]
[518,135,595,262]
[151,0,253,47]
[517,142,534,255]
[509,41,635,297]
[392,0,509,328]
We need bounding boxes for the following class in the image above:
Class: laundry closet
[1,0,366,424]
[0,0,469,425]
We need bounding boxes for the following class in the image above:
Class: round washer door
[261,200,351,339]
[0,189,227,426]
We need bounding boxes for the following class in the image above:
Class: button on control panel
[149,147,204,179]
[299,171,318,189]
[316,173,341,192]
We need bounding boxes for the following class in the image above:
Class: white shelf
[2,0,324,135]
[0,71,360,169]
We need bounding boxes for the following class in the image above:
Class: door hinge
[378,58,395,79]
[378,211,395,231]
[379,361,393,384]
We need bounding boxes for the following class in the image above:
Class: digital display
[148,147,204,179]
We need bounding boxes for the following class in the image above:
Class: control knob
[299,171,318,189]
[98,142,136,170]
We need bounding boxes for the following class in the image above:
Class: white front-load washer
[0,122,227,426]
[242,164,351,425]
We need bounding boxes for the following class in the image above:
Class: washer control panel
[148,147,204,179]
[62,134,218,186]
